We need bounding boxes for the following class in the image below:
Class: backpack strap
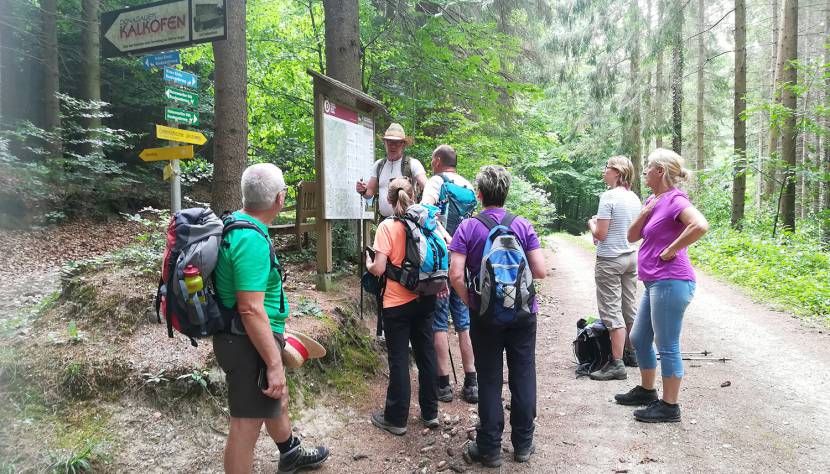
[221,218,287,313]
[401,156,411,178]
[473,212,516,231]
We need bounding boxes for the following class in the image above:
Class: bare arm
[366,250,388,277]
[659,206,709,260]
[449,252,469,306]
[237,291,285,400]
[628,196,660,243]
[356,176,379,197]
[588,218,610,242]
[414,172,428,191]
[526,248,547,279]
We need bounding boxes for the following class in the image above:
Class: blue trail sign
[163,67,198,89]
[143,51,181,70]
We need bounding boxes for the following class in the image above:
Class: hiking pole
[447,343,458,385]
[359,189,365,320]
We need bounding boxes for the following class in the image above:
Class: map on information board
[322,98,375,220]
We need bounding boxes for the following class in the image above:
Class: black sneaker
[623,348,639,367]
[462,441,502,468]
[462,384,479,403]
[633,399,681,423]
[371,412,407,435]
[421,416,439,429]
[589,359,627,381]
[438,385,453,402]
[514,444,535,463]
[277,443,330,474]
[614,385,658,406]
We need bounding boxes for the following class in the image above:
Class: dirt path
[308,235,830,473]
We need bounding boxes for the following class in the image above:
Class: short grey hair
[241,163,286,211]
[476,165,511,207]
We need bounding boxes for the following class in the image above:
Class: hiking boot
[438,385,453,403]
[277,443,330,474]
[421,416,440,429]
[462,384,479,403]
[623,348,638,367]
[633,399,681,423]
[462,441,502,468]
[614,385,658,406]
[589,359,627,381]
[514,444,536,463]
[371,412,406,435]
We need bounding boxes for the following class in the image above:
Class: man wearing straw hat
[213,163,329,474]
[355,122,428,219]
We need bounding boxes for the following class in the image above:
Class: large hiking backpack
[470,212,535,326]
[573,318,612,376]
[437,173,477,235]
[155,208,283,346]
[384,203,449,296]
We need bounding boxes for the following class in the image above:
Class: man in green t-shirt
[213,163,329,474]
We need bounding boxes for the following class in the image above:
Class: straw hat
[282,331,326,369]
[382,123,413,146]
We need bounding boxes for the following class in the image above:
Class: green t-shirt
[214,211,289,334]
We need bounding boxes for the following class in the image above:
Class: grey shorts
[213,332,285,418]
[595,252,638,329]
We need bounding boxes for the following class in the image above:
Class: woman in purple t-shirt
[614,148,709,423]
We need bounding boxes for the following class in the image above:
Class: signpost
[142,51,180,69]
[165,107,199,126]
[163,67,198,89]
[139,145,193,162]
[164,86,198,107]
[156,124,206,145]
[101,0,226,58]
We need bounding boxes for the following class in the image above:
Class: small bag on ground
[573,318,612,376]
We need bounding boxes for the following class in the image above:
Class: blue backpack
[470,212,535,326]
[384,203,449,296]
[437,173,477,235]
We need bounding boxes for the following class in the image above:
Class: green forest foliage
[1,0,828,317]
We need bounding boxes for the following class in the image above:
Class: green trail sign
[165,107,199,126]
[165,86,199,107]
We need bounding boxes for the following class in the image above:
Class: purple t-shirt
[638,188,696,282]
[449,208,541,313]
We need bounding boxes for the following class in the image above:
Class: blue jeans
[431,287,470,332]
[630,279,696,378]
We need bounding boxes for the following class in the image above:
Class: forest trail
[312,235,830,473]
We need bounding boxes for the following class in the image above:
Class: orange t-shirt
[374,219,418,309]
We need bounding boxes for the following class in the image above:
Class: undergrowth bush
[690,227,830,319]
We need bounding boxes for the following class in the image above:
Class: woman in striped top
[588,156,643,381]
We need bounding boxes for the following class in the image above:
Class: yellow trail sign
[139,145,194,162]
[155,124,207,145]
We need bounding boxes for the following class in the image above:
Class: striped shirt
[595,187,642,257]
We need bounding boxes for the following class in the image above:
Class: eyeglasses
[384,140,404,147]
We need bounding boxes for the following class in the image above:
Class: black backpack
[573,318,612,376]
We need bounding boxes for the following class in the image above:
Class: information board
[321,98,375,220]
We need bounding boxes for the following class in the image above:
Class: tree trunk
[655,0,665,149]
[766,0,784,198]
[644,0,653,153]
[797,92,808,219]
[322,0,361,89]
[670,0,684,155]
[778,0,798,232]
[629,4,642,196]
[81,0,102,157]
[695,0,705,185]
[825,0,830,246]
[731,0,747,228]
[40,0,61,160]
[211,0,248,214]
